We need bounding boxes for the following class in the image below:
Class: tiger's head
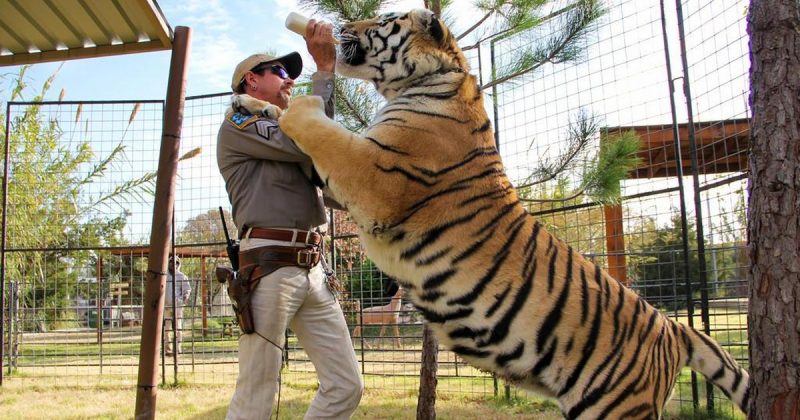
[337,9,469,98]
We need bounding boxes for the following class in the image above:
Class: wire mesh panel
[171,92,241,385]
[3,100,163,385]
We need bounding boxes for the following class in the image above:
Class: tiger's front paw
[231,94,282,119]
[279,95,326,141]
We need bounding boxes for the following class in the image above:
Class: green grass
[4,307,750,418]
[666,369,746,419]
[663,405,743,420]
[0,375,564,419]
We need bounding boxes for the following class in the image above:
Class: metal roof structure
[0,0,172,66]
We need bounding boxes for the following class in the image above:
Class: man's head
[169,256,181,272]
[231,52,303,109]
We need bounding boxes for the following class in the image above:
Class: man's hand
[305,20,336,73]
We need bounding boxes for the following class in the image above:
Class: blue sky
[2,0,430,102]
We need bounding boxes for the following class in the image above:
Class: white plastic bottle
[285,12,339,44]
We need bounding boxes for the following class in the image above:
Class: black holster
[214,265,259,334]
[227,266,260,334]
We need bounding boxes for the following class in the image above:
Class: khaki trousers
[226,264,363,420]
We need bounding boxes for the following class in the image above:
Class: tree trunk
[746,1,800,418]
[417,323,438,420]
[423,0,443,16]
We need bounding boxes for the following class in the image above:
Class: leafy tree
[176,207,236,246]
[623,194,750,311]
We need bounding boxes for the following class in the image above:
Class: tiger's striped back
[316,8,750,418]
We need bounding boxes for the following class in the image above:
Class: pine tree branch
[456,10,495,41]
[462,26,518,52]
[518,108,596,189]
[336,83,371,129]
[480,0,602,90]
[480,38,560,90]
[519,186,587,203]
[462,1,578,51]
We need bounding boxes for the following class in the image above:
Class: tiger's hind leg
[558,381,661,419]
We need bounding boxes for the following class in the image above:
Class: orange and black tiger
[274,9,750,419]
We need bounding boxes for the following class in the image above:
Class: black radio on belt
[216,206,239,284]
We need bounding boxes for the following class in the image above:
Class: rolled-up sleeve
[312,71,335,118]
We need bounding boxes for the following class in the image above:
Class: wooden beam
[604,118,750,179]
[603,204,628,285]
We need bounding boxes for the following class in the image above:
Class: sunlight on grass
[2,308,750,419]
[0,375,564,419]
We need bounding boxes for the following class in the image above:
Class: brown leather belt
[245,227,322,246]
[239,245,321,284]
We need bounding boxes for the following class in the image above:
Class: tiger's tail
[681,323,750,413]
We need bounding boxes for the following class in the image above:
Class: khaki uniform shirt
[217,72,337,237]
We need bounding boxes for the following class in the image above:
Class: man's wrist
[317,63,335,73]
[312,71,335,81]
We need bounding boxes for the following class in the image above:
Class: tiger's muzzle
[338,32,366,66]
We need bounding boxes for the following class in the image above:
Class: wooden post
[603,204,628,285]
[134,26,191,420]
[417,323,438,419]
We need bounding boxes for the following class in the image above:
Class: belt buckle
[303,230,315,246]
[297,249,311,267]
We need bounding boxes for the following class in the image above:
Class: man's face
[246,63,295,109]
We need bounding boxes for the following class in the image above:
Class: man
[217,19,363,419]
[165,255,191,355]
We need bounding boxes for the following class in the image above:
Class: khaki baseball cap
[230,52,303,91]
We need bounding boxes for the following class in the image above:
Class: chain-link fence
[3,0,749,416]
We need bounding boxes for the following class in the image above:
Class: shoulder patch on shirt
[227,112,259,130]
[255,120,278,141]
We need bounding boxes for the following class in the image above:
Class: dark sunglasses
[252,63,289,80]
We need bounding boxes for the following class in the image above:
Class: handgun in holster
[216,208,256,334]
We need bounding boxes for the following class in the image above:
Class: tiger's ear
[428,14,446,45]
[411,9,449,46]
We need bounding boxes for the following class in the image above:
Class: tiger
[227,93,282,120]
[259,9,751,419]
